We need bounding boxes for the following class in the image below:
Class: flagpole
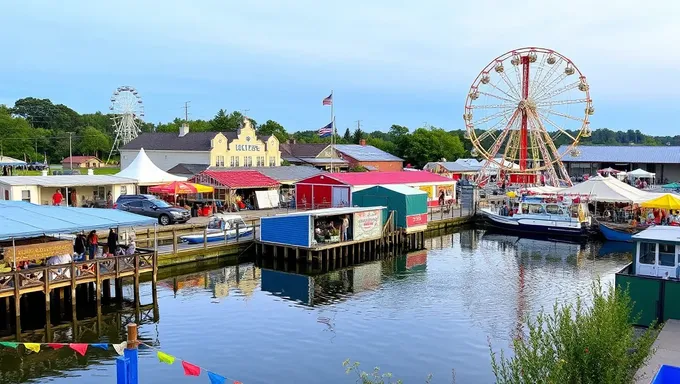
[330,89,334,173]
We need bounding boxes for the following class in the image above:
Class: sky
[1,0,678,135]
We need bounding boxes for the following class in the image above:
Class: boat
[479,196,590,238]
[180,214,253,244]
[598,222,643,242]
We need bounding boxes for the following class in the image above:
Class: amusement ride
[464,47,594,187]
[107,86,145,163]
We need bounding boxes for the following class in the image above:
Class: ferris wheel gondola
[464,47,593,187]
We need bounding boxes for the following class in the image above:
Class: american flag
[318,122,333,137]
[322,93,333,106]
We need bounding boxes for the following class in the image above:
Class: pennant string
[140,342,241,383]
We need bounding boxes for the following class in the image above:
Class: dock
[636,320,680,383]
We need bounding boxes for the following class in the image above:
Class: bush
[489,280,657,384]
[343,360,432,384]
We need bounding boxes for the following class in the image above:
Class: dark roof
[280,143,328,158]
[559,145,680,164]
[335,145,402,162]
[121,132,273,151]
[167,163,209,176]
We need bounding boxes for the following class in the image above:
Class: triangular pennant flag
[113,342,127,356]
[157,351,176,365]
[208,371,226,384]
[69,343,88,356]
[47,343,64,349]
[182,360,201,376]
[24,343,41,353]
[0,342,18,349]
[91,343,109,350]
[233,381,242,384]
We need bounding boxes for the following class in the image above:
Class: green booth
[352,185,428,233]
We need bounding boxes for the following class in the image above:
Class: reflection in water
[0,228,633,384]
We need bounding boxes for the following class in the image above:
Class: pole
[11,237,16,270]
[68,132,73,170]
[330,90,334,173]
[184,101,191,123]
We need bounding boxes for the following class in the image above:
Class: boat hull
[480,210,588,238]
[181,228,254,244]
[598,223,634,242]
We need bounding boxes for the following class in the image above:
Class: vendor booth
[352,185,428,233]
[190,170,280,211]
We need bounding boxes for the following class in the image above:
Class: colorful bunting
[47,343,64,349]
[91,343,109,350]
[24,343,41,353]
[0,342,18,349]
[157,351,176,365]
[69,343,88,356]
[182,360,201,376]
[208,371,226,384]
[113,341,127,356]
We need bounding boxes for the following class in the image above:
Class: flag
[208,371,227,384]
[0,342,18,349]
[92,343,109,350]
[182,361,201,376]
[48,343,64,350]
[322,93,332,106]
[157,351,176,365]
[112,342,127,356]
[69,343,88,356]
[24,343,41,353]
[318,122,333,138]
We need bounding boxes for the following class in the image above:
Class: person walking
[341,215,350,242]
[106,191,113,208]
[86,230,99,260]
[70,189,78,207]
[438,189,445,206]
[107,228,118,256]
[52,189,63,206]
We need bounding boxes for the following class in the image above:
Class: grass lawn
[15,167,121,176]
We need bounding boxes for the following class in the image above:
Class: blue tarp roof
[0,201,156,240]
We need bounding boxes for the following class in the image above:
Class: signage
[418,186,433,199]
[3,240,73,263]
[406,213,428,227]
[353,209,382,241]
[234,144,260,152]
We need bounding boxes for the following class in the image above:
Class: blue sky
[1,0,678,135]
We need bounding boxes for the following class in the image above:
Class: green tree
[343,127,352,142]
[257,120,288,142]
[77,126,110,157]
[353,127,364,144]
[210,109,230,131]
[366,136,397,155]
[0,109,37,160]
[401,127,464,167]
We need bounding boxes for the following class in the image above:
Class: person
[52,189,63,206]
[106,192,113,208]
[86,230,98,260]
[74,233,87,259]
[341,215,349,241]
[70,189,77,207]
[438,190,445,206]
[107,228,118,256]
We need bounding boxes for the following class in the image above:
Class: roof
[0,156,27,166]
[306,171,454,186]
[357,184,427,196]
[198,170,280,189]
[558,175,654,203]
[334,144,403,162]
[273,206,386,218]
[290,157,348,165]
[166,163,210,176]
[208,166,324,184]
[0,200,155,240]
[280,143,328,158]
[627,168,656,177]
[560,145,680,164]
[424,161,476,173]
[61,156,100,163]
[632,226,680,243]
[114,148,187,185]
[0,175,137,187]
[121,132,225,151]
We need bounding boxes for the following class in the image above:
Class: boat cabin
[632,226,680,279]
[513,196,589,222]
[207,214,248,231]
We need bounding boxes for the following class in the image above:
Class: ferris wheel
[107,86,144,162]
[463,47,593,187]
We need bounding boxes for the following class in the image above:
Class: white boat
[180,214,253,244]
[480,196,591,238]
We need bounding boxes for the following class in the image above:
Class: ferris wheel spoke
[486,82,519,103]
[533,73,569,100]
[537,108,586,123]
[474,113,513,143]
[477,110,520,160]
[498,71,522,100]
[531,112,572,183]
[530,57,563,98]
[477,91,517,104]
[534,111,578,142]
[535,80,581,102]
[470,103,517,110]
[528,54,549,96]
[535,98,589,107]
[471,108,515,127]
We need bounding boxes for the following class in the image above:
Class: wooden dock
[636,320,680,383]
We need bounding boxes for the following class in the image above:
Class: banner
[4,240,73,262]
[352,209,381,241]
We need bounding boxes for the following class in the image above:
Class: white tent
[627,168,656,179]
[558,175,653,203]
[524,185,563,194]
[115,148,187,186]
[0,156,27,167]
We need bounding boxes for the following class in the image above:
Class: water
[0,227,632,384]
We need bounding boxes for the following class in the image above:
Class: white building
[0,175,136,206]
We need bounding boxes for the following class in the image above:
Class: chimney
[179,123,190,137]
[359,139,366,146]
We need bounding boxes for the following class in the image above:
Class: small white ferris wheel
[107,86,144,162]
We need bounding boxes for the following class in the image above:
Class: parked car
[28,162,48,171]
[114,194,157,208]
[116,195,190,225]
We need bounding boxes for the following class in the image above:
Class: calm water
[0,228,632,384]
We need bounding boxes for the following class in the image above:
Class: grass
[13,167,120,176]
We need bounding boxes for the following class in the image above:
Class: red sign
[406,213,428,227]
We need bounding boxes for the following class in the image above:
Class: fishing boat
[479,196,590,238]
[180,214,253,244]
[598,222,643,242]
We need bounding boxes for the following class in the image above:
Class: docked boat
[180,214,253,244]
[479,196,590,238]
[598,222,644,242]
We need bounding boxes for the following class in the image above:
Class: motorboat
[180,214,253,244]
[598,222,645,242]
[479,196,590,238]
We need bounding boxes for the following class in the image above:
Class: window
[230,156,235,167]
[528,204,545,214]
[21,190,31,202]
[269,156,276,166]
[126,201,143,208]
[230,156,240,167]
[639,242,656,265]
[215,156,225,167]
[256,156,265,167]
[235,157,240,167]
[120,186,128,195]
[244,156,252,167]
[659,243,676,266]
[545,204,560,214]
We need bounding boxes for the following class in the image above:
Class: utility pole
[183,101,191,123]
[68,132,73,170]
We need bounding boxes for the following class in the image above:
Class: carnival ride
[107,86,145,163]
[464,47,593,187]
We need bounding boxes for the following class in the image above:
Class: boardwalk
[636,320,680,383]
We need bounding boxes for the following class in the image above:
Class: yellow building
[119,118,281,171]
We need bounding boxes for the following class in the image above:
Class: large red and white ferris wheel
[464,47,594,187]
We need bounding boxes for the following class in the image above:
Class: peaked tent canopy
[0,156,27,167]
[627,168,656,178]
[0,200,155,240]
[640,194,680,210]
[558,175,652,203]
[115,148,187,186]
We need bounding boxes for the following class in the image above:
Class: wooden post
[70,263,77,318]
[284,247,288,260]
[307,249,312,264]
[203,227,208,249]
[236,225,240,243]
[295,247,300,261]
[13,271,21,329]
[133,254,140,310]
[146,228,151,248]
[95,262,102,306]
[172,229,177,255]
[44,269,51,313]
[118,323,139,384]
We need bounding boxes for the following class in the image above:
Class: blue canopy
[0,201,156,240]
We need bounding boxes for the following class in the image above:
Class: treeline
[1,97,677,167]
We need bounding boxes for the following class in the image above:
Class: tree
[353,127,364,144]
[210,109,230,131]
[343,127,352,142]
[77,126,110,157]
[401,127,465,167]
[257,120,288,142]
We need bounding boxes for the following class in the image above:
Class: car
[28,162,48,171]
[114,194,157,208]
[116,196,190,225]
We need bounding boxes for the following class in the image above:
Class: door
[332,187,350,207]
[637,242,657,277]
[657,243,678,278]
[123,200,144,214]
